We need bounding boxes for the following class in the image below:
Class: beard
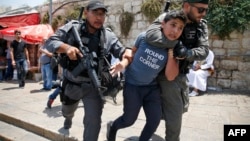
[187,12,201,24]
[86,20,102,32]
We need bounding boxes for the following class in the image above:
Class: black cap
[87,0,108,12]
[184,0,209,4]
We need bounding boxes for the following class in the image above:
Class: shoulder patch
[71,20,80,25]
[201,19,207,24]
[105,27,112,32]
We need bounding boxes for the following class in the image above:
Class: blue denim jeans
[52,73,58,81]
[15,59,28,84]
[111,83,162,141]
[49,87,61,100]
[41,63,52,90]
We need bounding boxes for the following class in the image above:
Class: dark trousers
[62,85,104,141]
[158,74,189,141]
[4,59,13,80]
[15,59,28,85]
[112,83,162,141]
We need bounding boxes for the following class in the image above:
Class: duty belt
[65,77,91,86]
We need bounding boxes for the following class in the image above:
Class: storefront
[0,9,54,80]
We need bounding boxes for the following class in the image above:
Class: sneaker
[47,99,54,109]
[64,118,72,129]
[19,82,24,88]
[189,91,198,97]
[106,121,116,141]
[22,81,25,87]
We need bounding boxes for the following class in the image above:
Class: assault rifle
[71,26,105,100]
[164,1,170,12]
[71,7,106,101]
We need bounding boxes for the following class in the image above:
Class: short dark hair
[163,10,187,24]
[14,29,21,34]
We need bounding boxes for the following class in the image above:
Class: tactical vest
[58,20,123,104]
[179,22,200,74]
[181,23,198,49]
[59,20,107,78]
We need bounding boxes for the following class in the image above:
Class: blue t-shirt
[125,32,168,86]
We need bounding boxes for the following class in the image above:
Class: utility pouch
[60,79,80,105]
[100,56,124,104]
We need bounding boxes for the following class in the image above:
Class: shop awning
[0,24,54,44]
[0,10,40,28]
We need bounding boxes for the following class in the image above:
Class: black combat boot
[64,118,72,129]
[106,121,117,141]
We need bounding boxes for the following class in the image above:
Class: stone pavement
[0,80,250,141]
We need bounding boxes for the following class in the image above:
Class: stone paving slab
[0,120,51,141]
[0,80,250,141]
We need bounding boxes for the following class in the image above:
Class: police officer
[45,1,132,141]
[145,0,210,141]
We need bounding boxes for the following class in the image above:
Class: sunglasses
[15,32,21,35]
[190,4,208,14]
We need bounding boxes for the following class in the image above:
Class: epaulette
[66,20,78,24]
[201,19,207,24]
[105,27,112,32]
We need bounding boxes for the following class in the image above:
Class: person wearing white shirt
[187,49,214,96]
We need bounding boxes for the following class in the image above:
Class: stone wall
[209,31,250,90]
[38,0,250,91]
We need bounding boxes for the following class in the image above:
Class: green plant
[141,0,164,22]
[51,18,59,31]
[169,1,182,10]
[41,12,49,24]
[64,6,82,21]
[206,0,250,39]
[42,5,82,30]
[119,11,134,37]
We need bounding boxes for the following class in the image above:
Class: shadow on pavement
[123,134,164,141]
[30,89,47,93]
[30,88,55,93]
[2,87,21,90]
[43,105,62,118]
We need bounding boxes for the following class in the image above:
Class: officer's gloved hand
[174,41,188,59]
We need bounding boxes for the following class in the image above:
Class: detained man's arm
[165,49,179,81]
[110,46,137,77]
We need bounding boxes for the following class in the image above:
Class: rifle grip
[164,1,171,12]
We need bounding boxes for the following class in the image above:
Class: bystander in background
[10,30,30,87]
[39,38,53,91]
[4,41,14,81]
[187,49,214,96]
